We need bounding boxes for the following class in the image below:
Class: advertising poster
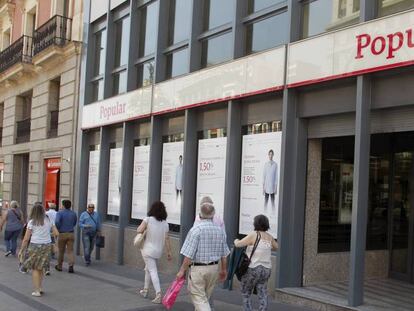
[196,137,227,219]
[87,150,100,205]
[239,132,282,237]
[160,141,184,225]
[338,163,353,224]
[131,145,150,219]
[107,148,122,216]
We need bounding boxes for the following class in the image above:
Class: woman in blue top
[0,201,24,256]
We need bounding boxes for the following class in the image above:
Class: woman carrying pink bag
[136,201,172,304]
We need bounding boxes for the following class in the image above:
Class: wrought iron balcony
[33,15,72,56]
[0,36,33,73]
[16,118,31,144]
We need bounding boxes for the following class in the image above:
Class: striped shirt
[181,220,230,264]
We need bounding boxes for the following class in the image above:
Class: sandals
[139,288,148,298]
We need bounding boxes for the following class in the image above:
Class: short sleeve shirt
[181,220,230,263]
[28,217,52,244]
[141,217,169,259]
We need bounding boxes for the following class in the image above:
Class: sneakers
[4,251,11,257]
[45,270,50,276]
[151,293,162,304]
[139,289,148,299]
[31,291,41,297]
[55,265,62,272]
[68,266,74,273]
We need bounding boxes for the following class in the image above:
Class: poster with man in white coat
[239,132,282,236]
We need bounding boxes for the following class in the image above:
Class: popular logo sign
[356,29,414,59]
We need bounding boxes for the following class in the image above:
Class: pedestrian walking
[19,202,59,297]
[45,202,58,261]
[177,199,230,311]
[54,200,77,273]
[137,201,172,304]
[0,201,24,257]
[234,215,278,311]
[79,203,101,266]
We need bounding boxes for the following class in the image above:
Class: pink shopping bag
[162,277,186,310]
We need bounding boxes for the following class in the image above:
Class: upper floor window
[93,29,106,77]
[138,1,159,58]
[112,14,129,96]
[378,0,414,17]
[166,48,189,79]
[114,16,129,68]
[91,28,106,102]
[165,0,191,79]
[168,0,191,45]
[203,0,234,30]
[246,11,288,54]
[301,0,360,39]
[201,32,233,67]
[247,0,285,13]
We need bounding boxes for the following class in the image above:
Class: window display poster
[196,137,227,220]
[239,132,282,237]
[87,150,100,205]
[107,148,123,216]
[161,141,184,225]
[338,163,353,224]
[131,145,150,219]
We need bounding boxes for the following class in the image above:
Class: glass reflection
[201,32,233,68]
[139,2,159,57]
[203,0,234,30]
[246,12,288,54]
[301,0,360,39]
[169,0,191,44]
[167,48,189,78]
[378,0,414,17]
[137,60,155,88]
[248,0,285,13]
[114,16,129,68]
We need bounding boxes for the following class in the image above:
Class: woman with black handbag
[234,215,278,311]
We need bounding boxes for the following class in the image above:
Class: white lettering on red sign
[356,29,414,60]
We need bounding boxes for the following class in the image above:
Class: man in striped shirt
[177,199,230,311]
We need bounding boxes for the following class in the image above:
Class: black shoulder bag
[235,232,261,281]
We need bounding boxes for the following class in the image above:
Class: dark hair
[148,201,167,222]
[62,200,72,209]
[254,214,270,232]
[268,149,274,155]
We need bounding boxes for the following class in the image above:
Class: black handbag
[95,235,105,248]
[235,232,261,281]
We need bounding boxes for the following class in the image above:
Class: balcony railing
[48,110,59,138]
[0,36,33,73]
[16,118,31,144]
[34,15,72,56]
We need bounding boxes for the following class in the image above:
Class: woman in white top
[234,215,278,311]
[136,201,172,304]
[19,202,59,297]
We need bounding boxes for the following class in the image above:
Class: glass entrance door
[390,151,414,282]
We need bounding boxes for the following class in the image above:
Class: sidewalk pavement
[0,247,313,311]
